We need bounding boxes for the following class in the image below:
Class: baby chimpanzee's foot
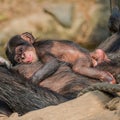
[101,72,116,84]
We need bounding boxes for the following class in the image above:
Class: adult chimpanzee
[98,6,120,52]
[5,32,116,85]
[0,63,67,115]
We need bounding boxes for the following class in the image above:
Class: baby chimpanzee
[6,32,116,85]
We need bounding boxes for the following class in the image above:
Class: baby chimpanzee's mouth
[26,54,33,63]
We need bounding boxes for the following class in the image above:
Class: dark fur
[108,7,120,33]
[98,7,120,52]
[0,66,67,115]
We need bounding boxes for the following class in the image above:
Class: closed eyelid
[14,55,20,62]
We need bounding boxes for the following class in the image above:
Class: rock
[1,91,119,120]
[44,3,74,28]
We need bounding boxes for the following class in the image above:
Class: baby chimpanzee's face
[14,45,38,64]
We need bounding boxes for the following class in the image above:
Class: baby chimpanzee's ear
[20,32,36,44]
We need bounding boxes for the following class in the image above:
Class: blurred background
[0,0,111,58]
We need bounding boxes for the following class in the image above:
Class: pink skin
[90,49,110,67]
[22,51,34,63]
[20,51,38,63]
[14,45,38,64]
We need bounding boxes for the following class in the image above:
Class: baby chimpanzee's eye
[17,58,21,63]
[14,55,21,63]
[19,47,23,52]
